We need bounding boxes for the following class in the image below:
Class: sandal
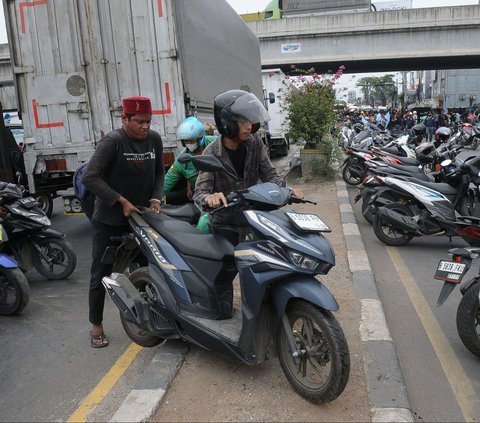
[90,331,109,348]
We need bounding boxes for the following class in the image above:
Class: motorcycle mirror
[282,156,302,187]
[441,159,452,167]
[178,154,226,172]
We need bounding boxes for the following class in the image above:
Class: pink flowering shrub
[281,65,345,150]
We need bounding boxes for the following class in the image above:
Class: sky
[0,0,476,98]
[0,0,476,44]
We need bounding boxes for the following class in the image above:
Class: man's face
[122,113,152,140]
[234,117,253,142]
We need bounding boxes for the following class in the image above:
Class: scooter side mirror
[282,156,302,186]
[178,154,225,172]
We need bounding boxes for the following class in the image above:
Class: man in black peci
[82,96,164,348]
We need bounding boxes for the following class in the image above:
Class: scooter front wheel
[276,300,350,404]
[0,267,30,315]
[32,238,77,280]
[456,283,480,358]
[373,203,414,246]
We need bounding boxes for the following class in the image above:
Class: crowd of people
[342,107,480,141]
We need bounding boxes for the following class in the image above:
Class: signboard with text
[372,0,412,11]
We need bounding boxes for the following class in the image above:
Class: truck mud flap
[378,207,419,233]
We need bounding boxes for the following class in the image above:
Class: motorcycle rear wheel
[276,300,350,404]
[373,203,414,246]
[456,283,480,358]
[31,238,77,280]
[120,267,165,347]
[0,267,30,315]
[470,138,479,150]
[342,162,365,186]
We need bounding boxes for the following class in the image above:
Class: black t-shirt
[225,143,246,178]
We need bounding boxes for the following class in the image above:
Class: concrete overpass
[245,5,480,74]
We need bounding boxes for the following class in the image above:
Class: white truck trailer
[2,0,263,214]
[262,69,289,157]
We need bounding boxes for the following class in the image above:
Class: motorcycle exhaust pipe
[102,273,147,326]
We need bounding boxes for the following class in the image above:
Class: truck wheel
[35,193,54,217]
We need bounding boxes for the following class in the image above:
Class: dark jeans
[89,221,129,325]
[212,227,243,246]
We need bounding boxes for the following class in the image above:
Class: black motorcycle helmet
[435,126,451,144]
[413,123,426,138]
[415,141,436,163]
[213,90,270,138]
[353,123,363,134]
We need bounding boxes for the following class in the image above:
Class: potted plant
[280,65,344,176]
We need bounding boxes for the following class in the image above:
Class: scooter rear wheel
[456,283,480,358]
[342,163,365,186]
[373,203,414,246]
[276,300,350,404]
[0,267,30,315]
[120,268,165,347]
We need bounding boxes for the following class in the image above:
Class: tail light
[45,158,67,172]
[453,255,462,263]
[457,226,480,238]
[163,151,175,168]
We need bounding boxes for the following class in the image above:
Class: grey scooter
[102,155,350,404]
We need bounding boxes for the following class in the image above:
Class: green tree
[357,75,397,106]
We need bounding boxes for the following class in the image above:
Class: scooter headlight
[288,251,319,271]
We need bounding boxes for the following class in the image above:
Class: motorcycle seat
[142,213,235,261]
[406,179,458,195]
[373,167,431,181]
[385,154,419,166]
[387,162,423,172]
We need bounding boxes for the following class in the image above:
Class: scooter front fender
[272,277,339,317]
[34,228,66,238]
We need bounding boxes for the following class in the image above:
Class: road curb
[109,341,188,422]
[336,180,415,422]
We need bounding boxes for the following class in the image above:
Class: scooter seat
[373,166,431,182]
[387,162,423,173]
[406,179,458,196]
[386,155,419,165]
[142,213,235,261]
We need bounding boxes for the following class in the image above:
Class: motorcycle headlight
[288,251,319,271]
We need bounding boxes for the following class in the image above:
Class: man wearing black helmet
[193,89,303,246]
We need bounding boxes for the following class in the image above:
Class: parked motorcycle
[0,182,76,280]
[102,155,350,404]
[433,245,480,357]
[369,157,480,246]
[453,123,480,150]
[0,223,30,315]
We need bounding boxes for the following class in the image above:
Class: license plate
[286,212,331,232]
[434,260,467,283]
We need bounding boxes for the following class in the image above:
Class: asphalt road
[348,146,480,422]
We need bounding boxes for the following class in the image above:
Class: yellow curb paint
[386,246,479,421]
[67,343,143,423]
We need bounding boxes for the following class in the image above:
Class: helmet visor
[230,93,270,125]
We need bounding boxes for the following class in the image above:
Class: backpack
[73,160,95,220]
[73,161,90,201]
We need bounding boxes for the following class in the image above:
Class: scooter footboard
[272,277,339,317]
[102,273,146,325]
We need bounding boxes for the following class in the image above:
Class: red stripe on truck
[32,99,64,128]
[152,83,172,115]
[19,0,48,33]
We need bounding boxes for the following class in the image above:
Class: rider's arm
[163,160,183,193]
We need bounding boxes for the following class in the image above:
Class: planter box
[300,148,331,176]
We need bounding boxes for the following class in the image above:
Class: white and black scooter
[102,156,350,404]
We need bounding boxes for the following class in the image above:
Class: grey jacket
[193,135,282,234]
